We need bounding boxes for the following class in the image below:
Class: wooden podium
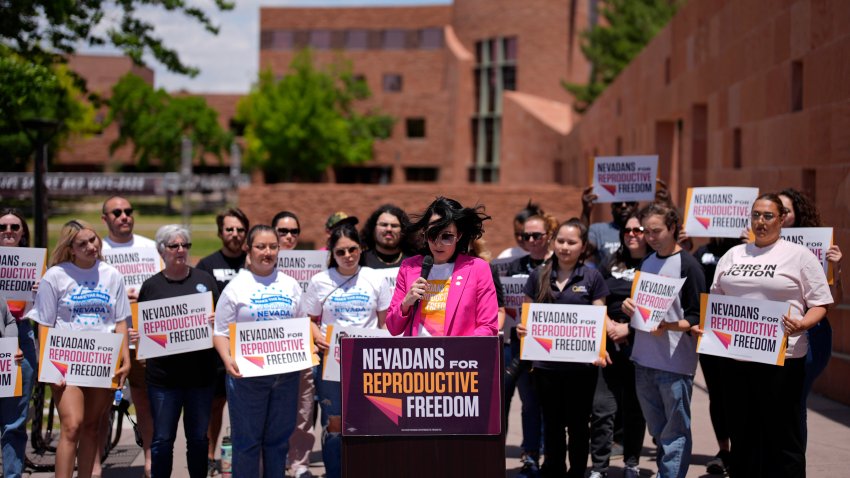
[340,336,505,477]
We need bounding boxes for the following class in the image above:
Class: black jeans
[534,365,598,478]
[699,353,732,444]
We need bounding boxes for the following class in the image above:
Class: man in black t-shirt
[360,204,412,269]
[194,207,248,474]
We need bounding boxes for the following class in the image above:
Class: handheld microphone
[409,255,434,334]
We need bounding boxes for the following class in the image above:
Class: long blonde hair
[49,220,103,267]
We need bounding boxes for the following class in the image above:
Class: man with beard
[360,204,411,269]
[195,207,249,475]
[580,187,639,267]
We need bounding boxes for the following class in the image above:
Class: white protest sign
[102,247,163,291]
[629,271,687,332]
[591,156,658,203]
[375,267,399,293]
[501,276,527,334]
[132,292,214,359]
[229,318,314,378]
[780,227,834,284]
[0,338,21,397]
[38,329,124,388]
[683,187,759,238]
[519,303,606,364]
[698,293,789,366]
[321,325,392,382]
[277,250,329,293]
[0,247,47,301]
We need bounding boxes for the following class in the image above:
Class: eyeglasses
[624,227,645,236]
[276,227,300,237]
[520,232,546,242]
[110,208,133,218]
[224,227,246,234]
[165,242,192,250]
[750,212,777,223]
[0,224,21,232]
[377,222,401,229]
[333,246,360,257]
[252,243,280,251]
[428,232,458,246]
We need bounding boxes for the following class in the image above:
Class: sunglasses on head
[224,227,246,234]
[334,246,360,257]
[624,227,645,235]
[165,242,192,250]
[0,224,21,232]
[276,227,300,237]
[520,232,546,241]
[110,208,133,218]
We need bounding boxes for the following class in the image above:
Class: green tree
[564,0,681,112]
[0,47,97,171]
[237,50,394,182]
[107,73,232,171]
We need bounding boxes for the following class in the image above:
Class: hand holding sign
[590,156,658,203]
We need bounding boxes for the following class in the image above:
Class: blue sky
[81,0,451,93]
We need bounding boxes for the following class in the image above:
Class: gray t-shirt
[588,221,621,266]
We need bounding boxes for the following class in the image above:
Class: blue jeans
[1,320,36,478]
[147,384,215,478]
[801,317,832,448]
[314,359,341,478]
[226,372,299,478]
[634,364,693,478]
[504,331,542,455]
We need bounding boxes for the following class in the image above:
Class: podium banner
[629,271,687,332]
[590,155,658,203]
[321,325,392,382]
[132,292,214,359]
[780,227,834,284]
[697,293,789,366]
[229,318,314,378]
[341,336,501,436]
[277,250,328,292]
[519,303,606,363]
[0,247,47,301]
[683,187,759,238]
[0,338,22,397]
[38,329,124,388]
[102,247,163,291]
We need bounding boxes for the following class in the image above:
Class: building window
[471,36,515,183]
[503,37,517,61]
[383,29,406,49]
[791,60,803,112]
[420,28,443,49]
[293,30,309,49]
[406,118,426,138]
[335,166,392,184]
[733,128,742,169]
[405,167,438,182]
[502,66,516,91]
[382,74,402,92]
[261,30,294,50]
[309,30,331,49]
[346,29,368,49]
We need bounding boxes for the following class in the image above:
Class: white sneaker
[293,466,313,478]
[588,472,606,478]
[624,465,641,478]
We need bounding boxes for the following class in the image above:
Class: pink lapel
[444,255,472,335]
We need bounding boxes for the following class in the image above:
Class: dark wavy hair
[754,193,788,222]
[607,214,652,272]
[408,197,491,262]
[779,188,821,227]
[638,202,681,238]
[534,218,588,303]
[0,208,30,247]
[271,210,301,229]
[327,222,363,269]
[360,204,411,253]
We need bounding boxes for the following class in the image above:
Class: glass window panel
[382,74,403,92]
[420,28,443,49]
[503,37,518,61]
[346,29,368,49]
[310,30,331,49]
[383,29,406,50]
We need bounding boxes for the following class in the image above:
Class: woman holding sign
[711,194,832,478]
[518,218,610,478]
[213,225,303,478]
[621,203,706,478]
[28,220,132,478]
[386,196,498,337]
[131,225,219,478]
[0,208,36,478]
[304,221,391,478]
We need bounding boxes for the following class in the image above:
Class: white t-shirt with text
[302,266,391,334]
[214,269,303,337]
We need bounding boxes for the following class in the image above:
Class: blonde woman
[27,220,131,478]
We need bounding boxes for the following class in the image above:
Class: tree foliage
[236,50,394,183]
[1,0,234,77]
[107,73,232,171]
[0,46,97,171]
[564,0,681,112]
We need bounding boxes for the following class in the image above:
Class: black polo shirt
[523,262,609,370]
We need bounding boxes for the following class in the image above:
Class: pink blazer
[386,254,499,337]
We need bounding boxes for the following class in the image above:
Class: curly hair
[779,188,821,227]
[360,204,411,253]
[408,197,491,261]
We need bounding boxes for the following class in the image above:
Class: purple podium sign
[341,336,501,436]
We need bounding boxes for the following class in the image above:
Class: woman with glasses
[711,194,832,478]
[504,211,558,277]
[128,225,219,478]
[303,221,390,478]
[27,220,132,478]
[0,209,36,478]
[386,196,498,337]
[272,211,301,251]
[213,225,303,478]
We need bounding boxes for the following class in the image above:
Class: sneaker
[706,451,729,475]
[624,465,641,478]
[516,454,540,478]
[293,466,313,478]
[588,472,607,478]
